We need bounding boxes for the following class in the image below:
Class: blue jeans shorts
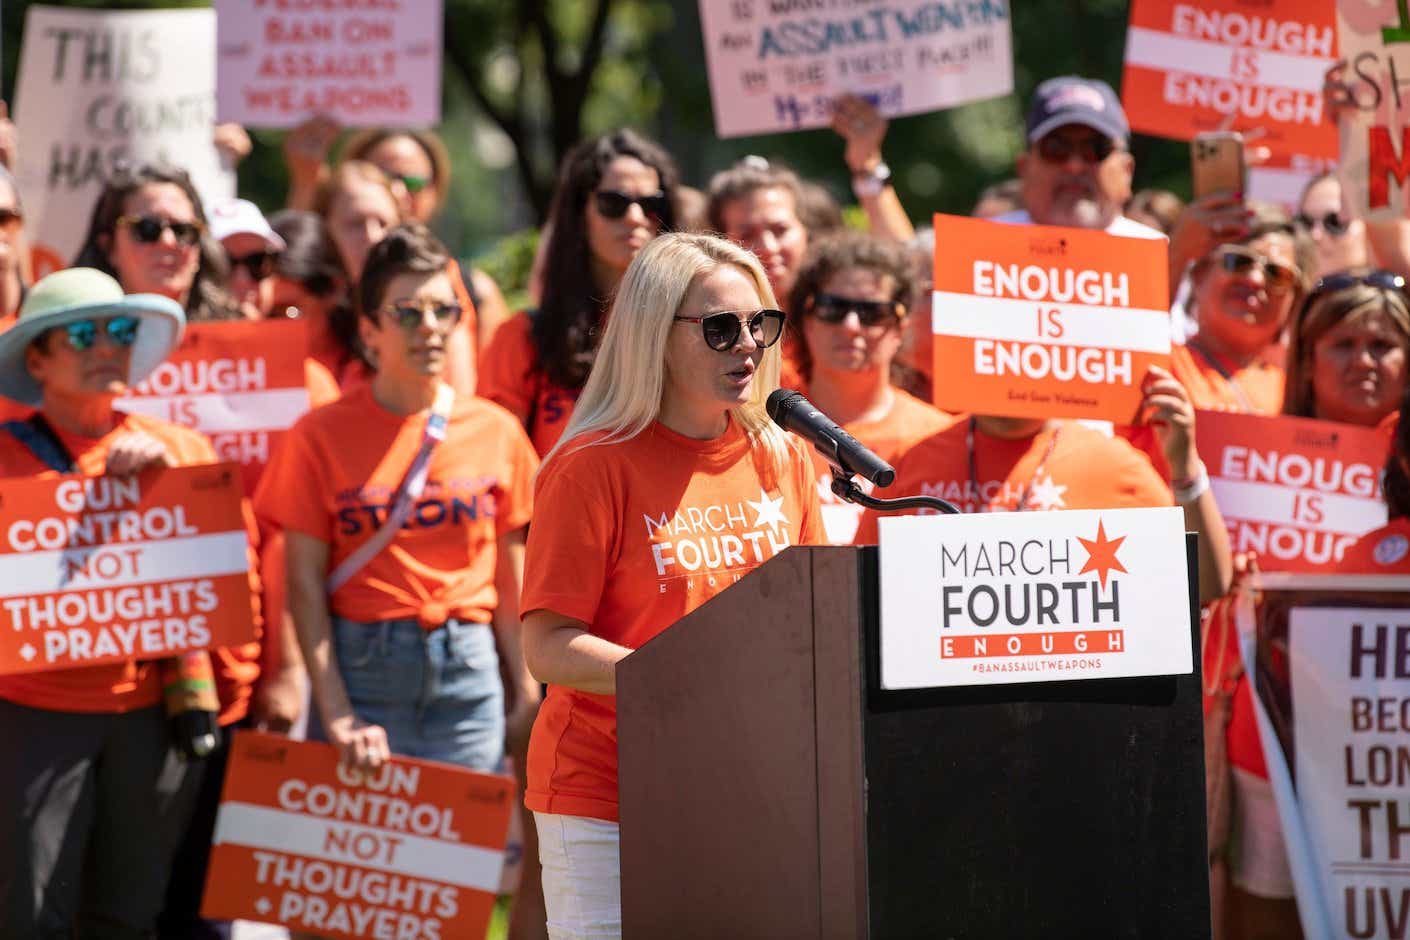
[310,616,505,772]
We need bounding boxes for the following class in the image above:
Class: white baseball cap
[206,197,286,251]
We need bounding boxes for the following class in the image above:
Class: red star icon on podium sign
[1077,519,1127,589]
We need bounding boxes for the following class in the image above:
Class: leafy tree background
[0,0,1192,293]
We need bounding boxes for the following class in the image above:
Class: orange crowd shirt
[476,311,581,457]
[0,411,262,714]
[808,388,954,544]
[1336,516,1410,573]
[854,418,1173,543]
[1170,342,1284,415]
[521,420,826,822]
[254,385,537,627]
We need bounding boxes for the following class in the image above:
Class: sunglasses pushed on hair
[1305,270,1407,308]
[674,309,786,352]
[116,214,204,247]
[809,293,905,327]
[594,190,669,221]
[61,316,140,351]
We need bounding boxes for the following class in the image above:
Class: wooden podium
[617,542,1209,939]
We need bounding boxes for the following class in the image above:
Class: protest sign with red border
[1121,0,1338,159]
[117,320,312,497]
[0,463,253,675]
[1198,411,1388,573]
[215,0,443,128]
[930,213,1171,423]
[202,731,513,940]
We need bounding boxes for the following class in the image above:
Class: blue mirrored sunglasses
[62,315,140,351]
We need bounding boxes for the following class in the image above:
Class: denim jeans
[310,617,504,772]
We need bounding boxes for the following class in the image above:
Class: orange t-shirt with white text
[521,421,826,822]
[0,412,261,713]
[854,418,1172,543]
[476,311,580,457]
[809,388,954,544]
[254,385,537,626]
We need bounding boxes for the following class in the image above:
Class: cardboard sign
[1290,605,1410,939]
[215,0,442,128]
[116,320,313,497]
[878,506,1192,689]
[0,464,253,675]
[203,732,513,939]
[12,6,236,278]
[930,213,1171,423]
[1198,411,1388,573]
[697,0,1013,138]
[1329,3,1410,220]
[1121,0,1338,159]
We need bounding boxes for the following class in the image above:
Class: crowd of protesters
[0,64,1405,940]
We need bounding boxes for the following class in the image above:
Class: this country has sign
[12,7,235,277]
[931,213,1170,423]
[697,0,1013,138]
[117,320,312,497]
[203,732,513,940]
[0,464,253,675]
[215,0,443,127]
[1122,0,1338,159]
[1198,411,1388,573]
[1329,1,1410,219]
[878,506,1192,689]
[1291,605,1410,940]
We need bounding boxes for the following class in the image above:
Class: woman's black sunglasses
[594,190,669,221]
[809,292,905,326]
[116,214,204,247]
[674,309,786,352]
[1294,211,1351,237]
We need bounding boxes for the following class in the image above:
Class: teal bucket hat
[0,267,185,406]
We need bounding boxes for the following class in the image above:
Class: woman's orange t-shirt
[854,418,1173,543]
[476,311,580,457]
[521,421,826,822]
[1171,342,1284,415]
[807,388,954,544]
[0,411,262,714]
[254,385,537,627]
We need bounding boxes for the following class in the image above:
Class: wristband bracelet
[1172,462,1209,505]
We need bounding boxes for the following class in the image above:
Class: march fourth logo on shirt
[643,489,793,589]
[920,473,1070,514]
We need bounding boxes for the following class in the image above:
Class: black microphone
[766,389,895,488]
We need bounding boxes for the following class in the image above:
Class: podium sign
[879,507,1193,689]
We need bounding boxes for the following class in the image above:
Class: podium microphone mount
[829,467,961,514]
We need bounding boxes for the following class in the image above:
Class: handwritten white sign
[698,0,1014,138]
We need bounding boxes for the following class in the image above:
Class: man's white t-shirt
[991,209,1166,240]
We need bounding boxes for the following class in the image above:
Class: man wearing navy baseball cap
[995,76,1160,239]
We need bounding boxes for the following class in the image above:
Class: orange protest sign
[1121,0,1338,159]
[931,213,1170,423]
[202,732,513,940]
[1198,411,1389,572]
[117,320,312,497]
[0,463,254,674]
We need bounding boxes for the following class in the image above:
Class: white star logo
[747,489,789,533]
[1026,473,1068,511]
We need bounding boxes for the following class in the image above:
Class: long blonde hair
[545,232,792,486]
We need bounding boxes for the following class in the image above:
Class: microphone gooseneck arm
[830,473,961,515]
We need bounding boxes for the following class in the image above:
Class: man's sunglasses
[810,292,905,327]
[673,309,786,352]
[1294,211,1351,237]
[382,300,462,331]
[229,250,277,280]
[116,214,204,247]
[1036,133,1119,165]
[594,190,669,221]
[60,315,140,351]
[1216,246,1300,293]
[0,208,22,228]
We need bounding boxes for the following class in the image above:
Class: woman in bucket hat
[0,268,252,938]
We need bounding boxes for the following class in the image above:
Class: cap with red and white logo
[1026,76,1129,145]
[206,198,286,252]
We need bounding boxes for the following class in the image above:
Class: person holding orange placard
[787,230,950,544]
[520,233,825,937]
